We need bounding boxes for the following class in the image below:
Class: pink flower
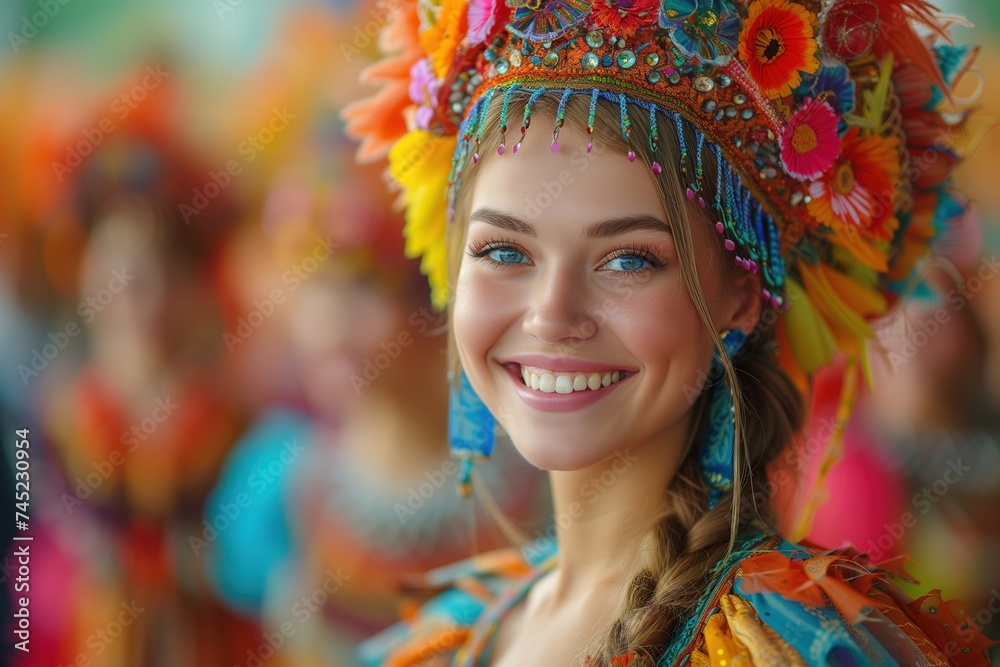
[465,0,499,45]
[779,98,841,181]
[409,58,440,130]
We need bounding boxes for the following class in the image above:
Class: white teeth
[519,366,628,394]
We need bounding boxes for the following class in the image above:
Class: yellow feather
[860,53,895,136]
[817,263,888,318]
[784,279,837,373]
[830,225,889,272]
[799,263,873,342]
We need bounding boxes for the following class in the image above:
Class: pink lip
[501,354,635,374]
[500,363,631,413]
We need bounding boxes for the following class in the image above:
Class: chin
[503,422,630,472]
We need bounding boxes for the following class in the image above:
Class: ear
[722,268,763,333]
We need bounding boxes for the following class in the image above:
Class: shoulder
[664,533,997,667]
[358,543,550,667]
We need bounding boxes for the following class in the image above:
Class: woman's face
[453,119,753,471]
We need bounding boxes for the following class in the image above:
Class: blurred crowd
[0,0,998,665]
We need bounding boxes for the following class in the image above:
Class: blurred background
[0,0,997,665]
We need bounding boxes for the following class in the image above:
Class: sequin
[703,100,717,113]
[586,30,604,48]
[725,106,737,118]
[733,93,747,105]
[715,74,732,88]
[693,76,714,92]
[543,51,559,67]
[617,50,637,69]
[741,108,754,120]
[484,49,498,62]
[645,53,660,67]
[647,70,661,83]
[509,51,522,67]
[668,72,681,84]
[582,52,599,69]
[494,58,510,74]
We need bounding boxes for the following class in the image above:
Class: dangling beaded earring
[699,328,747,510]
[448,369,496,497]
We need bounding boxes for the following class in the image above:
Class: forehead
[467,120,666,227]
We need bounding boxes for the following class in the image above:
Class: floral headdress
[345,0,977,531]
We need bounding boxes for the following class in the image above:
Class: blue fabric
[202,409,311,617]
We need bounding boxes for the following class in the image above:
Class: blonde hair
[447,92,804,664]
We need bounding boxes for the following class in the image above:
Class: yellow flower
[390,129,457,308]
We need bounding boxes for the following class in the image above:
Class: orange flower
[807,127,901,242]
[420,0,468,79]
[738,0,820,99]
[342,0,423,162]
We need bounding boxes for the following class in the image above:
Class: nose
[521,263,599,347]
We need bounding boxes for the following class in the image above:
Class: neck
[546,415,694,601]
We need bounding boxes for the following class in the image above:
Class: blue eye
[605,255,651,272]
[487,247,529,264]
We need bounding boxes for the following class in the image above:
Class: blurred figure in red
[34,81,260,667]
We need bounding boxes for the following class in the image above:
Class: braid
[587,331,802,665]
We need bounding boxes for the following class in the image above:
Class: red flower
[591,0,658,38]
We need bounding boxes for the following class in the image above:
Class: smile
[519,365,630,394]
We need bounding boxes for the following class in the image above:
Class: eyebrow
[468,208,671,239]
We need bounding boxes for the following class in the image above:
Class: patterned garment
[360,531,997,666]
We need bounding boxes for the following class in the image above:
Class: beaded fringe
[450,85,787,309]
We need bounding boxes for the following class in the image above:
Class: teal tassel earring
[448,370,496,497]
[699,329,747,510]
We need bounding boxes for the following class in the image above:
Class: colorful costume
[361,530,996,666]
[345,0,997,663]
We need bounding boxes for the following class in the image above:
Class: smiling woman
[345,0,997,664]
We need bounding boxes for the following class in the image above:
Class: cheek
[613,279,712,370]
[452,262,524,395]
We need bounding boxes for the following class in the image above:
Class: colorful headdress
[345,0,977,525]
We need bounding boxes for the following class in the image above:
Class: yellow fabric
[701,595,809,667]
